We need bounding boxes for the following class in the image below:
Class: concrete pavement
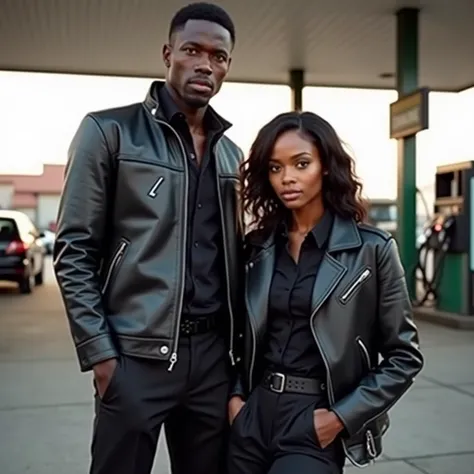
[1,258,473,474]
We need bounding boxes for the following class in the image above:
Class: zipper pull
[229,350,236,366]
[167,352,178,372]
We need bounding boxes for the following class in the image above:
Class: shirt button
[197,203,202,209]
[160,345,169,355]
[194,242,199,248]
[190,153,196,160]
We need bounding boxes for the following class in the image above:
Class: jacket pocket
[339,267,372,305]
[356,336,372,370]
[101,239,129,295]
[147,176,165,198]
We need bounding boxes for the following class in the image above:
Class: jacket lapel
[245,234,276,343]
[310,216,362,314]
[310,254,347,315]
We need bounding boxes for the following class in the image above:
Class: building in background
[0,164,64,230]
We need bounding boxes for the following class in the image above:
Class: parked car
[0,210,46,294]
[39,229,55,255]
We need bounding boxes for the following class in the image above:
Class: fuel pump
[415,161,474,316]
[415,214,455,306]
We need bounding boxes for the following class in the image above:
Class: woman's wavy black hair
[240,111,367,233]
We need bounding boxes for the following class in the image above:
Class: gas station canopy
[1,0,473,91]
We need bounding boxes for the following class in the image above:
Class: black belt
[180,315,218,336]
[262,370,326,395]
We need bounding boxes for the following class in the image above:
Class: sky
[0,70,473,201]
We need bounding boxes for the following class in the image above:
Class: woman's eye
[296,161,309,169]
[269,165,280,173]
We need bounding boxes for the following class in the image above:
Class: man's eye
[185,48,197,55]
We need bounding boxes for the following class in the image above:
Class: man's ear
[162,44,171,68]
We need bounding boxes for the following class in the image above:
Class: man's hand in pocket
[228,396,245,424]
[93,358,118,399]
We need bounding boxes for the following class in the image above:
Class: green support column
[396,8,419,298]
[290,69,304,111]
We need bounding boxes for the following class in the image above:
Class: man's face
[163,19,233,109]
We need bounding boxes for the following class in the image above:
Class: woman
[227,111,424,474]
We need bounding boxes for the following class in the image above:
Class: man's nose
[194,55,212,75]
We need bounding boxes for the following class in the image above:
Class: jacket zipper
[147,176,165,198]
[248,318,257,391]
[357,337,371,370]
[310,277,390,467]
[308,258,369,467]
[340,268,371,303]
[149,113,188,372]
[356,337,377,462]
[215,144,235,366]
[245,262,257,391]
[101,241,128,295]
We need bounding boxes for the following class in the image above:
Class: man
[53,3,244,474]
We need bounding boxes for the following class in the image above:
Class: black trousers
[228,384,345,474]
[89,331,230,474]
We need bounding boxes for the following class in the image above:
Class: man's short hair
[169,2,236,45]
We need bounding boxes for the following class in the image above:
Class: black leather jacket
[234,216,424,468]
[54,81,244,373]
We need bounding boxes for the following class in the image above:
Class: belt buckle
[269,372,286,393]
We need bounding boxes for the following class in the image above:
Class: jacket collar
[143,80,232,131]
[245,214,362,351]
[248,214,362,255]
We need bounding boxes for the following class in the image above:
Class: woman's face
[268,129,324,211]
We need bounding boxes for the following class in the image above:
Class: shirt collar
[158,83,229,134]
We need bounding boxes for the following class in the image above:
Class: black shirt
[264,212,334,378]
[158,84,229,318]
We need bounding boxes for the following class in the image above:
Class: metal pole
[396,8,419,298]
[289,69,304,111]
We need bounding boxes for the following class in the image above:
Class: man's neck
[165,83,206,134]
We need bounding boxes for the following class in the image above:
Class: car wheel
[35,267,44,286]
[19,274,33,294]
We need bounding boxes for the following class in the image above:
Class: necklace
[290,229,311,238]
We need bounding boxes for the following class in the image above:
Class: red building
[0,164,65,230]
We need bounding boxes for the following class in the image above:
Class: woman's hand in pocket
[228,396,246,424]
[313,408,344,448]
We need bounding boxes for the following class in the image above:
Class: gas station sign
[389,87,429,139]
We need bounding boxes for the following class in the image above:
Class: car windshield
[0,218,18,241]
[368,205,397,222]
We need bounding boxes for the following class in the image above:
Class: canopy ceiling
[1,0,473,91]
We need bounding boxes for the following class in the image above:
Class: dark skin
[93,18,233,398]
[229,130,344,448]
[162,19,233,165]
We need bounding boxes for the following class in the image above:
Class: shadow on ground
[1,258,473,474]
